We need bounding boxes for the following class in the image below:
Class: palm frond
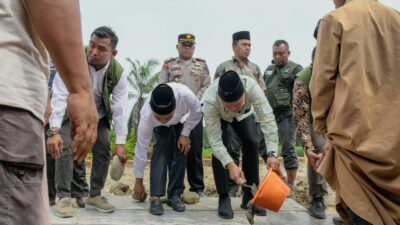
[126,58,160,133]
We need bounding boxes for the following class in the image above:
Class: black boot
[218,195,233,219]
[309,196,326,219]
[240,195,267,216]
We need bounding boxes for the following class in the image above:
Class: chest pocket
[170,64,183,83]
[265,71,292,110]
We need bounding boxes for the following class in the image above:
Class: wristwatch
[46,128,60,137]
[267,151,278,158]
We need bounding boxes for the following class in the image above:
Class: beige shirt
[202,75,278,167]
[214,57,266,90]
[159,57,210,100]
[311,0,400,224]
[0,0,49,122]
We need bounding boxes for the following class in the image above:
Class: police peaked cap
[178,33,195,44]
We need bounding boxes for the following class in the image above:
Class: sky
[79,0,400,79]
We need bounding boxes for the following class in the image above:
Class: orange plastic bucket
[252,170,289,212]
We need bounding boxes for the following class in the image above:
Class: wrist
[226,161,237,170]
[267,151,278,158]
[47,127,61,137]
[135,178,143,184]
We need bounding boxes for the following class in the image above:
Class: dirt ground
[90,157,336,212]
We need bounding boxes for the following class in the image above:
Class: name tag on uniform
[265,70,273,75]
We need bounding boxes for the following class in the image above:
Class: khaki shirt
[214,57,266,90]
[159,57,211,100]
[202,75,278,167]
[0,0,49,122]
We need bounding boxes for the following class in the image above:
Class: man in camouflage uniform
[214,31,267,197]
[159,33,210,196]
[264,40,303,186]
[293,46,328,219]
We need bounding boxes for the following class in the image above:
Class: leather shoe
[167,196,185,212]
[149,199,164,215]
[241,195,267,216]
[218,196,233,219]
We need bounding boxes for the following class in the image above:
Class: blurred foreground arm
[24,0,98,162]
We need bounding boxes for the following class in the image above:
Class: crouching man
[133,83,202,216]
[202,70,280,219]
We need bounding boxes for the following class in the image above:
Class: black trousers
[45,125,56,202]
[150,123,186,198]
[212,115,260,197]
[225,122,266,194]
[186,119,205,192]
[347,208,372,225]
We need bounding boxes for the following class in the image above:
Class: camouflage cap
[178,33,195,44]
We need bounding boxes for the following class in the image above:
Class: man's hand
[266,156,281,172]
[317,141,333,169]
[67,92,99,162]
[114,144,127,164]
[177,135,190,156]
[306,149,322,172]
[47,134,63,160]
[226,162,246,185]
[133,178,147,202]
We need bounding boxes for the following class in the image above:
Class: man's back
[312,0,400,150]
[310,0,400,224]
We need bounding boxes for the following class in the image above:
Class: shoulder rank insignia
[164,57,175,64]
[194,58,206,62]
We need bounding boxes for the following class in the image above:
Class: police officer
[159,33,210,196]
[214,31,267,196]
[264,40,303,186]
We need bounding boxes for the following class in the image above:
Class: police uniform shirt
[159,57,211,100]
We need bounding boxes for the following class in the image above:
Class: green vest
[264,61,302,111]
[296,65,313,122]
[62,50,124,128]
[296,65,312,88]
[101,58,124,127]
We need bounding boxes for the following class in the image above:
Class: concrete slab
[51,196,339,225]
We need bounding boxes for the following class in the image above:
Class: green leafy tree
[126,58,160,138]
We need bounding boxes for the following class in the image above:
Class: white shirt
[134,83,202,178]
[49,61,128,144]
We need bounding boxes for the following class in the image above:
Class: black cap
[218,70,245,102]
[232,31,250,42]
[314,20,321,40]
[150,84,176,115]
[178,33,195,44]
